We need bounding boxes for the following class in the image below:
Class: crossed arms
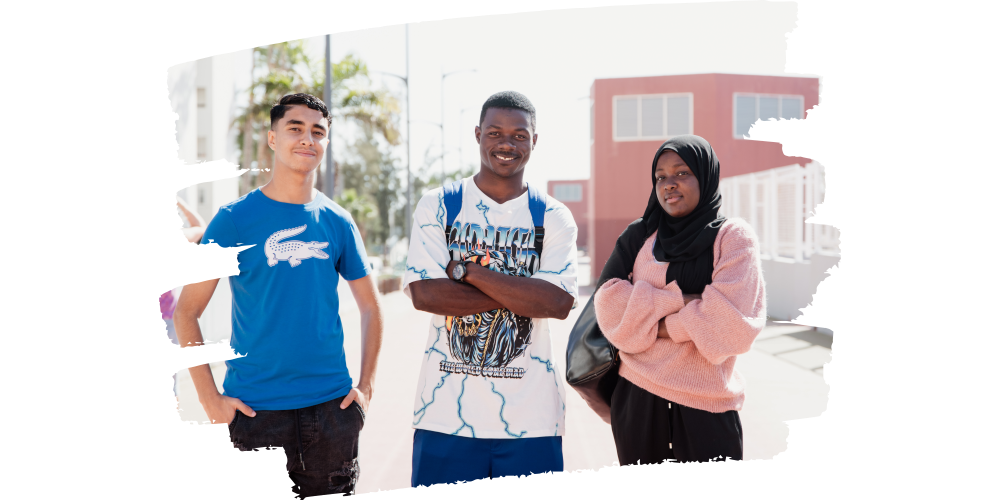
[409,259,574,319]
[409,261,574,319]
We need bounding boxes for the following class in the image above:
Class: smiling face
[267,105,329,175]
[475,107,537,179]
[655,150,700,217]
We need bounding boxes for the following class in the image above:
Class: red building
[588,73,820,283]
[547,179,589,252]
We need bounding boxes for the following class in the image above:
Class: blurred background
[168,2,839,334]
[166,2,837,493]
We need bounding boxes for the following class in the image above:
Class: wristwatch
[450,261,468,282]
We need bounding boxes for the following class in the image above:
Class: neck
[472,165,527,205]
[260,163,318,205]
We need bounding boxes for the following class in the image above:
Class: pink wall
[547,179,589,250]
[588,73,819,282]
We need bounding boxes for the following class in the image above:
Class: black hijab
[642,135,726,294]
[596,135,725,295]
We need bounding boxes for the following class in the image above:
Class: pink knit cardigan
[594,218,766,413]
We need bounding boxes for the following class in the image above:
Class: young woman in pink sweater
[594,135,766,464]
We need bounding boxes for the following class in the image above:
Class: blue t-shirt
[201,188,370,410]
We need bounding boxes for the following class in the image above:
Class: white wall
[761,253,840,322]
[167,50,252,343]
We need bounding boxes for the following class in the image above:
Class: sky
[293,2,802,188]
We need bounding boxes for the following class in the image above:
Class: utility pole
[459,106,468,176]
[374,27,416,238]
[323,34,334,198]
[405,24,411,239]
[440,68,476,183]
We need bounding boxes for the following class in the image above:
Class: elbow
[552,294,574,320]
[173,301,196,322]
[408,284,430,312]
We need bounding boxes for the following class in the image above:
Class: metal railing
[720,162,840,262]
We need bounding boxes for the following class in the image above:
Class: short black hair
[479,91,536,131]
[270,93,332,129]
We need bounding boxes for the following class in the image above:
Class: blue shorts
[411,429,563,487]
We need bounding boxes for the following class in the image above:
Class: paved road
[176,280,830,494]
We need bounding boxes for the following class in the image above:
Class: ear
[267,129,276,150]
[474,126,482,144]
[531,134,538,149]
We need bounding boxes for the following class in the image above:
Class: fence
[719,162,839,262]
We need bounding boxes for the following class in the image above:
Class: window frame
[553,183,583,203]
[732,93,805,139]
[612,92,694,142]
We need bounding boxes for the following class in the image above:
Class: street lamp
[322,34,334,198]
[459,106,470,176]
[440,68,476,182]
[371,25,412,238]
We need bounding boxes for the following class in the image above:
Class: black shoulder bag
[565,295,619,423]
[565,219,647,424]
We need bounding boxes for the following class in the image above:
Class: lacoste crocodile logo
[265,225,329,268]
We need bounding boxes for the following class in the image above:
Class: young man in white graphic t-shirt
[403,91,578,487]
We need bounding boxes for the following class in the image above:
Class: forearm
[181,226,205,244]
[595,278,684,353]
[356,305,383,394]
[177,200,206,229]
[175,313,221,401]
[409,279,504,316]
[656,293,701,339]
[463,265,573,319]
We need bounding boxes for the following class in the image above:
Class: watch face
[451,263,464,280]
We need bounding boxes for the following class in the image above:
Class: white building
[167,50,252,342]
[719,162,840,322]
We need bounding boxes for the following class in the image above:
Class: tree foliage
[340,128,400,257]
[233,40,400,196]
[333,188,375,243]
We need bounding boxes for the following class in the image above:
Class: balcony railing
[720,162,840,262]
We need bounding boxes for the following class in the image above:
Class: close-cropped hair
[479,91,536,131]
[270,93,332,129]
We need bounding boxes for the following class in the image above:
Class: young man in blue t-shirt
[175,93,384,498]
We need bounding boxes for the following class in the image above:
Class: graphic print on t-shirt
[442,223,539,379]
[265,224,330,267]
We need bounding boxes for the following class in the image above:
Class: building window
[197,137,207,159]
[553,184,583,202]
[733,93,804,139]
[613,93,692,141]
[197,87,206,108]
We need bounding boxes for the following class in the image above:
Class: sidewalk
[175,283,830,493]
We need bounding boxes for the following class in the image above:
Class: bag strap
[443,179,463,231]
[443,180,547,263]
[526,183,546,260]
[442,180,463,261]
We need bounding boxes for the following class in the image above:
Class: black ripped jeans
[228,395,366,498]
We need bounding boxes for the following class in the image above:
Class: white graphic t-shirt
[403,177,579,439]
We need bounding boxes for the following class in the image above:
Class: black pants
[610,377,742,465]
[228,396,366,498]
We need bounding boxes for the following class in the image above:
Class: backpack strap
[527,183,546,263]
[443,180,463,260]
[443,180,547,266]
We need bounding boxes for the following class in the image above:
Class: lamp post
[440,68,476,182]
[323,34,334,198]
[372,25,411,238]
[459,106,469,175]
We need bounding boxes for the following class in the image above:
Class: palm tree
[233,40,400,196]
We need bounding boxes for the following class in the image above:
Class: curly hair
[479,90,536,131]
